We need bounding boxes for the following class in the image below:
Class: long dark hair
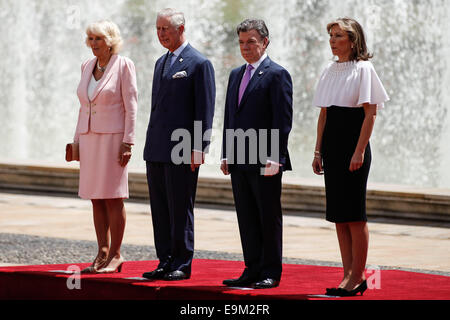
[327,18,373,61]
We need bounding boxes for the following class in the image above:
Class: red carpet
[0,259,449,300]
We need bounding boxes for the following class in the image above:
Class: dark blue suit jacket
[144,44,215,163]
[221,56,293,172]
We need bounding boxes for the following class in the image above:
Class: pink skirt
[78,132,128,200]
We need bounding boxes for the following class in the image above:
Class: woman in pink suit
[73,20,138,273]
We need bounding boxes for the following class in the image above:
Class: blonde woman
[73,20,138,273]
[312,18,388,296]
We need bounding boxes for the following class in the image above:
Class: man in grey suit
[142,8,216,281]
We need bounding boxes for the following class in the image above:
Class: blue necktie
[163,52,174,77]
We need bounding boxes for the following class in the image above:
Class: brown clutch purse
[65,143,80,162]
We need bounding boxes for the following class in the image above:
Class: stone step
[0,162,449,222]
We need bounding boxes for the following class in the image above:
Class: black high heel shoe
[336,280,367,297]
[325,287,340,296]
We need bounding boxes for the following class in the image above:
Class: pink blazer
[74,54,138,144]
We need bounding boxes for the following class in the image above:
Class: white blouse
[313,60,389,109]
[87,75,99,101]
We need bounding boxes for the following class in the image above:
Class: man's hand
[264,161,281,177]
[191,150,204,172]
[220,159,230,175]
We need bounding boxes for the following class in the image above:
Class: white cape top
[313,60,389,109]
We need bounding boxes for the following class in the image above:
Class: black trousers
[230,169,283,281]
[146,162,199,276]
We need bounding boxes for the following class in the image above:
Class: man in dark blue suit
[221,19,293,289]
[142,8,215,281]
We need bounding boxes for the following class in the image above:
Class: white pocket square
[172,71,187,79]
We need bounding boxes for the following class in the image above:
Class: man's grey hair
[157,8,185,29]
[236,19,270,44]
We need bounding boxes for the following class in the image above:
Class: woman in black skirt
[312,18,389,296]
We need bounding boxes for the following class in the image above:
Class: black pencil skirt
[321,106,371,223]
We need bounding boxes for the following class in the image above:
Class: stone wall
[0,163,449,222]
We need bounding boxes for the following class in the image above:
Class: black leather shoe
[142,268,167,280]
[253,278,280,289]
[164,270,190,281]
[223,275,257,287]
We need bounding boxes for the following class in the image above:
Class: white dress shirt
[242,52,268,82]
[169,40,189,66]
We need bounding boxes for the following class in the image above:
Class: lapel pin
[259,71,264,75]
[179,58,183,63]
